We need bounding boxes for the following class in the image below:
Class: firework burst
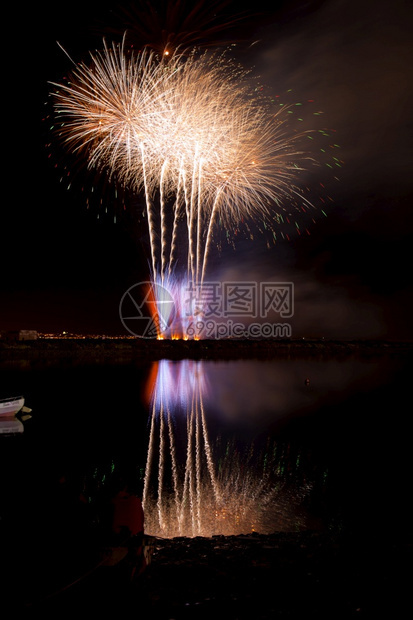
[51,38,340,337]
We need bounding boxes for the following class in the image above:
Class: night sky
[2,0,412,338]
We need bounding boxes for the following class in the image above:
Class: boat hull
[0,397,25,417]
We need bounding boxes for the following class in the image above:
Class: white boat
[0,396,25,417]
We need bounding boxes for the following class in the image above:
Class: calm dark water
[0,352,411,607]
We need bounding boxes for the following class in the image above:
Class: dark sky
[2,0,412,338]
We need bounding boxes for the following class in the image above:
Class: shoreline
[1,338,412,364]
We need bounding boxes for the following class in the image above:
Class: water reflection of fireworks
[142,360,318,538]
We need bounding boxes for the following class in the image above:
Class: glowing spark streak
[168,166,183,276]
[188,146,200,283]
[200,394,221,504]
[157,402,166,531]
[200,188,223,285]
[195,395,202,532]
[185,404,196,535]
[142,398,157,510]
[167,405,181,531]
[196,158,204,286]
[182,169,192,279]
[140,142,157,278]
[160,159,169,281]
